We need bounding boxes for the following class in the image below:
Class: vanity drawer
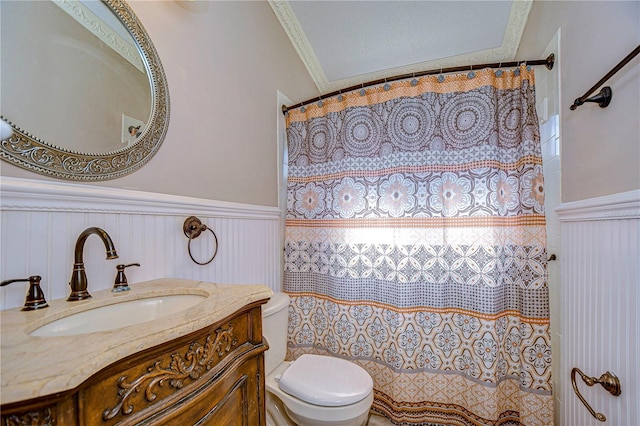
[138,357,263,426]
[78,304,265,425]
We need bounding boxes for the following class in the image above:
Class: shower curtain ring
[411,72,419,86]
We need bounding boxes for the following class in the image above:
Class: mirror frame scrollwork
[0,0,170,181]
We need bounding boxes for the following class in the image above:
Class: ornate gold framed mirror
[0,0,169,181]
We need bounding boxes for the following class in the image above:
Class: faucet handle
[0,275,49,311]
[112,263,140,292]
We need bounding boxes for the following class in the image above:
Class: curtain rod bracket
[570,86,612,110]
[545,53,555,70]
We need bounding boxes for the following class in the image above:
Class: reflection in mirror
[3,0,151,154]
[0,0,169,180]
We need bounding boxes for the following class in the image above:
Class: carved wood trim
[102,324,237,420]
[4,407,53,426]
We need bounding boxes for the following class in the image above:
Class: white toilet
[262,292,374,426]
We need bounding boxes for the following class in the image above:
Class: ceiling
[269,0,533,94]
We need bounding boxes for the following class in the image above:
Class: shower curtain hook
[411,72,418,86]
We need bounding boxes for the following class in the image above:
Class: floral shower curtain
[284,66,552,425]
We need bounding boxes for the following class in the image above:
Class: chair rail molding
[0,177,281,219]
[555,189,640,221]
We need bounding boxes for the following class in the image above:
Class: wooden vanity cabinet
[1,300,268,426]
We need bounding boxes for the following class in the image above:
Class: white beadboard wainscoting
[0,177,282,311]
[556,190,640,426]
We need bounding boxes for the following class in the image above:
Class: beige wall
[1,1,318,207]
[517,1,640,203]
[7,1,637,206]
[2,1,150,154]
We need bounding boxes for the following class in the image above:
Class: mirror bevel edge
[0,0,170,181]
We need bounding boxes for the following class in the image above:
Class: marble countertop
[0,279,273,405]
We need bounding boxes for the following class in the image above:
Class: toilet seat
[266,362,374,426]
[279,354,373,406]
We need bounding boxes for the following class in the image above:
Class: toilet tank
[262,292,290,376]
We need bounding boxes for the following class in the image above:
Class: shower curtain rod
[569,45,640,110]
[282,53,555,114]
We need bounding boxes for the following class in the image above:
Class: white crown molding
[556,190,640,222]
[0,177,281,220]
[270,0,532,94]
[502,0,533,60]
[52,0,145,73]
[269,0,330,93]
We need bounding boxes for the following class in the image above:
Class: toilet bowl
[262,293,374,426]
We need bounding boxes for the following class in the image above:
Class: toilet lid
[278,354,373,407]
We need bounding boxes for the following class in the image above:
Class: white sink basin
[30,294,206,337]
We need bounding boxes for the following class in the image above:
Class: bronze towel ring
[183,216,218,265]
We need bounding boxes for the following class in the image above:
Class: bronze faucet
[68,227,118,301]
